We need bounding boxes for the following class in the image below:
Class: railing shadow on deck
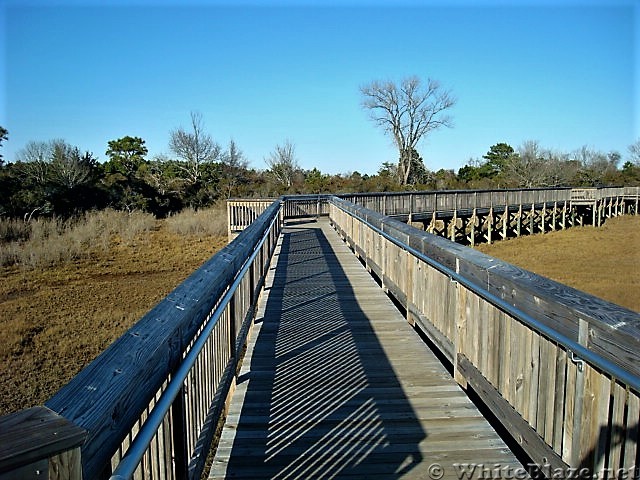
[220,222,426,479]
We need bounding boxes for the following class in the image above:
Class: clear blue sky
[1,0,637,175]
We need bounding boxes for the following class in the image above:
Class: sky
[1,0,638,176]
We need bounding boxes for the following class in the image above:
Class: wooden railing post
[564,319,589,467]
[0,406,86,480]
[453,259,468,389]
[170,387,189,479]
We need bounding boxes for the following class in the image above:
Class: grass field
[476,215,640,312]
[0,209,227,415]
[0,212,637,416]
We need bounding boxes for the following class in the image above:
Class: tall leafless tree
[361,76,455,185]
[169,111,220,184]
[628,139,640,166]
[265,140,300,190]
[220,139,249,198]
[503,140,556,188]
[15,140,51,184]
[16,139,94,188]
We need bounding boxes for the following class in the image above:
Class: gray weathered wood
[210,220,523,479]
[43,202,281,479]
[0,406,86,477]
[457,354,569,473]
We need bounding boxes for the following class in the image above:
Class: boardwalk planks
[210,220,523,479]
[330,196,640,477]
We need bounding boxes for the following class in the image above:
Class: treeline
[1,121,639,220]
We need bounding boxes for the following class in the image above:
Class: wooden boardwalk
[210,219,523,479]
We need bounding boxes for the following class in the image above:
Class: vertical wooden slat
[553,347,567,452]
[512,320,525,412]
[541,340,557,444]
[487,304,500,388]
[527,331,540,427]
[49,447,83,480]
[563,357,579,464]
[578,365,611,477]
[498,311,512,403]
[622,390,639,474]
[608,381,628,474]
[471,291,482,368]
[454,278,468,388]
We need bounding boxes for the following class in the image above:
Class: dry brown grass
[476,215,640,312]
[0,212,227,415]
[0,210,157,268]
[165,204,228,237]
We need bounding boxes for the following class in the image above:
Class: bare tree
[16,139,95,188]
[48,141,94,188]
[220,139,249,198]
[502,141,553,188]
[628,139,640,166]
[169,111,220,184]
[571,145,620,186]
[265,140,300,190]
[361,76,455,185]
[144,154,185,196]
[16,140,51,185]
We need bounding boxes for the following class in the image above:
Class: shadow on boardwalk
[223,222,427,479]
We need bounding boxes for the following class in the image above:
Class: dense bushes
[1,134,639,224]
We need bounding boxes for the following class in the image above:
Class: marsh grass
[0,215,226,415]
[477,215,640,312]
[0,210,156,268]
[166,204,227,237]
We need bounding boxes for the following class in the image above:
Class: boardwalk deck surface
[210,219,523,479]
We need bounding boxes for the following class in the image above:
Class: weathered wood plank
[457,354,569,473]
[210,220,522,479]
[0,406,86,475]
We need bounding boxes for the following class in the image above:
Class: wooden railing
[226,196,332,240]
[226,198,275,239]
[0,201,282,480]
[3,186,639,479]
[228,187,639,237]
[329,196,640,478]
[281,194,331,219]
[341,187,573,216]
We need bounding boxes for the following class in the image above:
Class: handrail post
[229,292,237,361]
[453,258,467,389]
[409,193,414,223]
[170,387,189,479]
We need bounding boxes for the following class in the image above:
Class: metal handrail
[109,203,282,480]
[329,197,640,393]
